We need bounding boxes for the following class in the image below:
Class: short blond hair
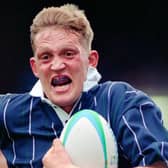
[30,3,94,52]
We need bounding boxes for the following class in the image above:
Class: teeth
[51,76,71,87]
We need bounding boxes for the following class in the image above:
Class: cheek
[36,64,50,79]
[82,59,89,77]
[74,60,88,80]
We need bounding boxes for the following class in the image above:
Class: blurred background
[0,0,167,127]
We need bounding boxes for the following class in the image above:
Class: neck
[61,105,73,114]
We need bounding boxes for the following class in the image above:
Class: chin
[51,97,74,107]
[49,90,81,109]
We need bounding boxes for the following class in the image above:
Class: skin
[30,27,98,113]
[0,150,8,168]
[42,139,79,168]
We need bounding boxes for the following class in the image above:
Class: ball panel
[99,116,118,167]
[61,109,107,161]
[62,118,105,168]
[60,109,118,168]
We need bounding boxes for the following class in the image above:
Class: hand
[42,138,79,168]
[0,150,8,168]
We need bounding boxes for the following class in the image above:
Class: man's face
[30,27,97,112]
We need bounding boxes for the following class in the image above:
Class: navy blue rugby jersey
[0,81,168,168]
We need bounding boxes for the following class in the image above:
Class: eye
[39,53,52,62]
[41,54,50,60]
[63,50,76,58]
[65,51,73,56]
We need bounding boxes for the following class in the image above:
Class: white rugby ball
[60,109,118,168]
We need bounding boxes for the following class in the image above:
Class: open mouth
[51,75,72,87]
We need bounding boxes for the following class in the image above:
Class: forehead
[34,27,82,49]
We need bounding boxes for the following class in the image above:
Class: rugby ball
[60,109,118,168]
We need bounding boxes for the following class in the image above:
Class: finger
[0,150,8,168]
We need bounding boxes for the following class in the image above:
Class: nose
[50,58,66,71]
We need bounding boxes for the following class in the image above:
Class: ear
[29,57,39,78]
[88,50,99,68]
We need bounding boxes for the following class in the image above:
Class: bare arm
[0,150,8,168]
[42,139,79,168]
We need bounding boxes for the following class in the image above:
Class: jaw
[48,82,74,104]
[47,81,82,112]
[51,82,72,94]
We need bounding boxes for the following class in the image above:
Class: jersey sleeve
[109,82,168,167]
[0,94,12,147]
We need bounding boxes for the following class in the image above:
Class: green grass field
[151,95,168,129]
